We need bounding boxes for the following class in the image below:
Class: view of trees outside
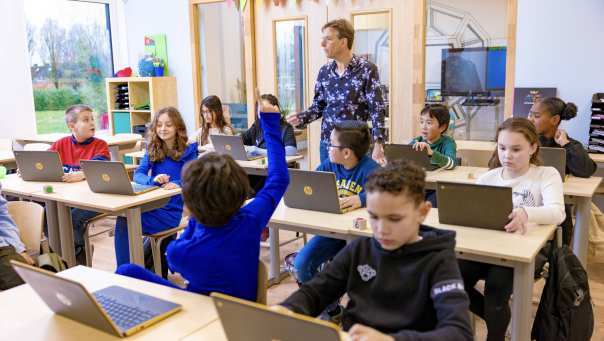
[25,0,114,133]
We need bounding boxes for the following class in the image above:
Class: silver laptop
[80,160,157,195]
[384,144,440,171]
[11,261,181,337]
[211,134,263,161]
[540,147,567,181]
[284,169,343,214]
[14,150,64,181]
[436,181,513,230]
[212,293,343,341]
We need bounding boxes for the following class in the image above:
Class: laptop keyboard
[94,292,156,331]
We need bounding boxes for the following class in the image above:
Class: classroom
[1,0,603,340]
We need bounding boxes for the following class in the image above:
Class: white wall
[0,0,37,138]
[515,0,604,145]
[123,0,196,135]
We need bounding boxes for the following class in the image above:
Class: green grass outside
[35,110,69,134]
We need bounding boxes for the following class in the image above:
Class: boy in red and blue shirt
[49,104,110,264]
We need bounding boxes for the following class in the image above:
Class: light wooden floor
[87,218,604,340]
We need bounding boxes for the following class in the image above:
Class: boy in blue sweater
[116,103,289,301]
[292,121,380,305]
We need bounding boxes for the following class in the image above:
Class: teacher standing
[286,19,387,164]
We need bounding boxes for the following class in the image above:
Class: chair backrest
[6,201,45,254]
[23,143,52,151]
[257,260,268,304]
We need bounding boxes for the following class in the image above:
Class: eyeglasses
[327,143,348,149]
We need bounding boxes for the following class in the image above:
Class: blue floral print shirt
[298,55,387,144]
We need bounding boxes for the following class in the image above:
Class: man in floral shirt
[287,18,387,164]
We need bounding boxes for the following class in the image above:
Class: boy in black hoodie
[278,161,473,341]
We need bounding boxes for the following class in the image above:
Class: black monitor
[441,47,487,97]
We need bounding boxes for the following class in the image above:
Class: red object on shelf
[115,67,133,77]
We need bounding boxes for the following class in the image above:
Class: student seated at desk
[528,97,596,245]
[114,107,197,275]
[242,94,298,157]
[278,161,473,341]
[528,97,596,178]
[411,104,457,207]
[116,103,289,301]
[291,120,379,320]
[458,117,565,341]
[49,104,110,265]
[0,185,35,290]
[190,95,234,153]
[243,94,297,198]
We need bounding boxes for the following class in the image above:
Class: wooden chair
[144,215,189,276]
[82,213,113,267]
[6,201,45,256]
[257,260,268,304]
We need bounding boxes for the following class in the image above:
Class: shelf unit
[106,77,178,135]
[588,93,604,153]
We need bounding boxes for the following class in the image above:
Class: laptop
[384,144,440,171]
[11,261,182,337]
[80,160,157,195]
[211,134,264,161]
[14,150,64,182]
[436,181,513,230]
[284,169,344,214]
[540,147,567,181]
[212,292,343,341]
[426,89,443,103]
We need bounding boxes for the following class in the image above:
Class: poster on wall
[513,87,557,118]
[144,34,168,76]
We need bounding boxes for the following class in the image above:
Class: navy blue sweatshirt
[316,155,380,206]
[134,142,198,228]
[166,112,289,301]
[539,135,596,178]
[281,226,473,341]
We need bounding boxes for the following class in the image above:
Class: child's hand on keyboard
[348,324,394,341]
[63,171,85,183]
[153,174,170,184]
[162,182,179,190]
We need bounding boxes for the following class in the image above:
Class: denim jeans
[70,208,101,250]
[319,141,329,165]
[293,235,346,283]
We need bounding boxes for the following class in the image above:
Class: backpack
[531,245,594,341]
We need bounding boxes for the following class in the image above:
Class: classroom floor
[86,217,604,340]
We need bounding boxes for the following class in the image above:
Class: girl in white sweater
[458,117,565,341]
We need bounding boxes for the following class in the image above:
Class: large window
[274,19,306,117]
[197,1,247,132]
[24,0,115,134]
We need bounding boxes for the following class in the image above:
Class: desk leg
[511,260,534,341]
[126,207,144,266]
[108,145,120,161]
[44,200,61,254]
[573,197,590,267]
[57,203,76,267]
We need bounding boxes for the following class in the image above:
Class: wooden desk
[0,266,218,341]
[0,150,15,169]
[14,133,142,161]
[0,175,72,254]
[181,319,349,341]
[267,204,555,341]
[30,180,181,267]
[424,166,601,265]
[125,150,304,176]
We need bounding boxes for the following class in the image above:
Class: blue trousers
[293,235,346,283]
[319,140,329,164]
[114,209,179,266]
